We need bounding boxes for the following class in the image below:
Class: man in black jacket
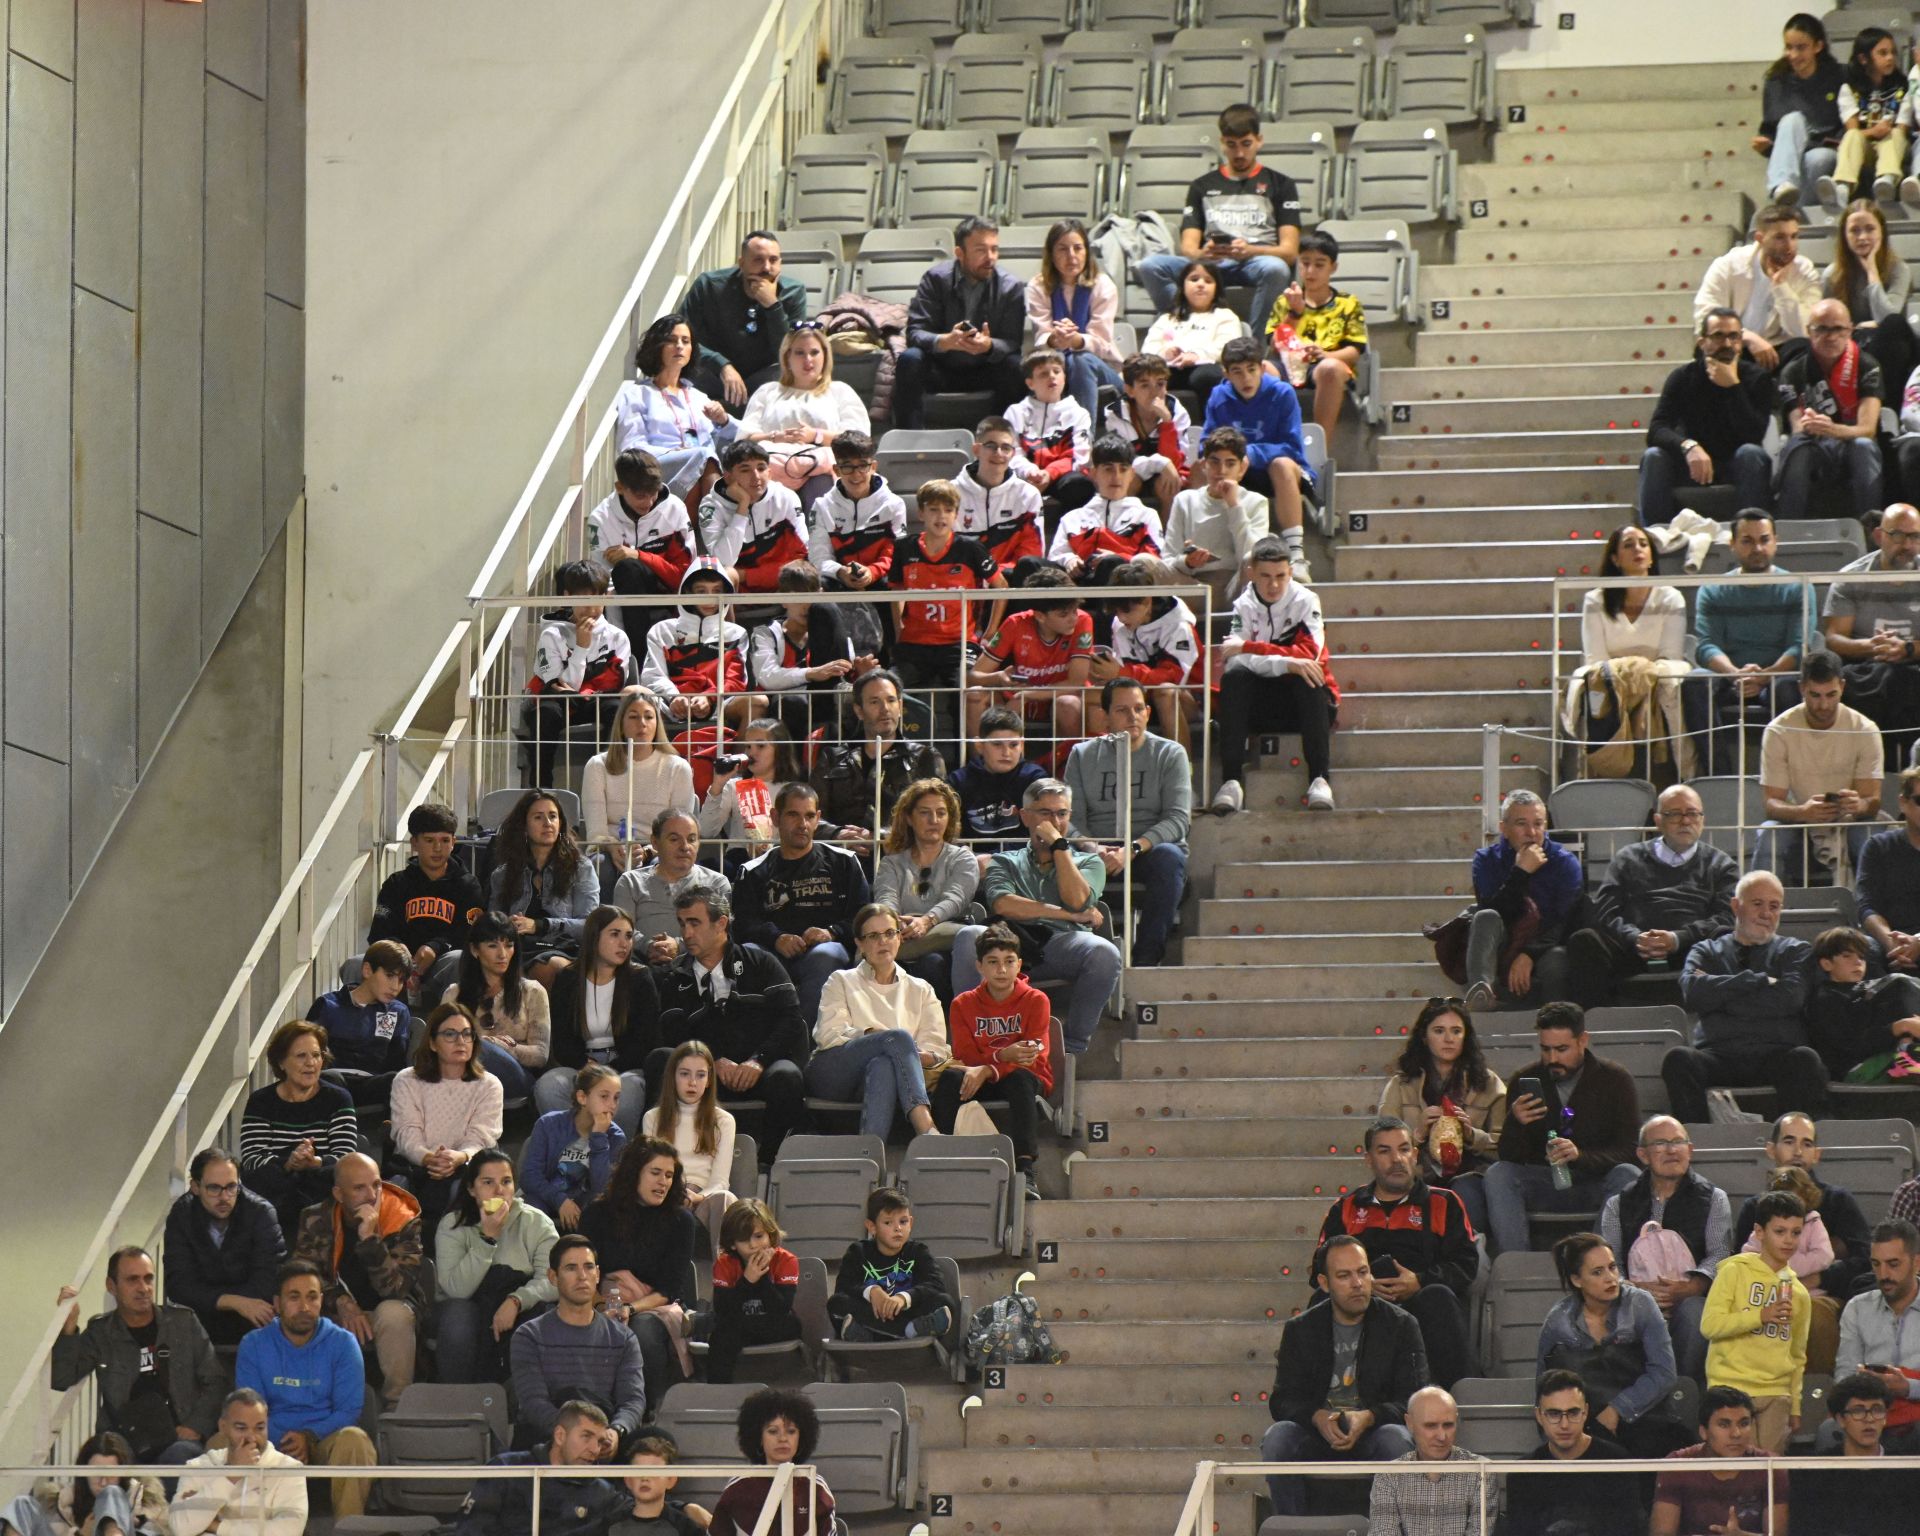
[163,1147,287,1344]
[1732,1113,1875,1301]
[809,668,945,847]
[1637,307,1775,524]
[651,888,809,1160]
[732,782,871,1025]
[893,215,1026,430]
[1260,1233,1425,1517]
[1316,1117,1477,1389]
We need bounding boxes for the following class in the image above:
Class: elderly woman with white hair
[1461,789,1585,1013]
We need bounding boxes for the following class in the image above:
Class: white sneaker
[1290,555,1313,584]
[1211,779,1245,815]
[1902,176,1920,213]
[1813,175,1846,209]
[1770,181,1800,206]
[1875,174,1899,203]
[1306,776,1335,811]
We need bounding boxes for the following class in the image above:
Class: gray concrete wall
[0,0,305,1014]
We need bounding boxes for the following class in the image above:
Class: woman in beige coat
[1377,996,1507,1236]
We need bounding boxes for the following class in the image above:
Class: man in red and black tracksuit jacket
[1316,1114,1479,1389]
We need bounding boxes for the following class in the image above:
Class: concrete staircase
[923,59,1761,1536]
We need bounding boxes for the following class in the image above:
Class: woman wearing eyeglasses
[804,902,948,1139]
[737,325,869,506]
[389,1002,505,1228]
[873,779,979,1006]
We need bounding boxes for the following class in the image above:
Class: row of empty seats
[834,25,1495,136]
[866,0,1535,43]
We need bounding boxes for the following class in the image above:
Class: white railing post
[1482,724,1502,842]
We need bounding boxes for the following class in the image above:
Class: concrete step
[1385,395,1654,437]
[1344,504,1632,543]
[1332,538,1612,582]
[1196,892,1468,936]
[1187,807,1482,867]
[1466,189,1749,232]
[1235,725,1550,769]
[1497,66,1760,108]
[996,1361,1273,1406]
[1327,688,1551,732]
[1381,359,1666,402]
[1077,1074,1403,1120]
[1413,322,1691,368]
[1460,157,1741,199]
[1419,291,1699,331]
[1178,932,1439,965]
[1317,577,1553,617]
[1120,1036,1399,1081]
[1491,128,1749,165]
[1067,1155,1364,1204]
[1024,1319,1285,1369]
[1034,1193,1336,1244]
[1126,959,1450,1003]
[1453,223,1737,264]
[1315,649,1556,691]
[1342,464,1637,510]
[1024,1276,1308,1327]
[1134,999,1421,1040]
[964,1400,1274,1450]
[1214,859,1467,899]
[1242,760,1539,812]
[1075,1118,1377,1162]
[929,1488,1259,1536]
[1421,256,1706,300]
[1373,431,1643,472]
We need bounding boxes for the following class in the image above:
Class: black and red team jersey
[889,533,999,647]
[981,609,1094,688]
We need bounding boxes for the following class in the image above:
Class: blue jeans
[1062,350,1123,420]
[532,1065,647,1137]
[1766,111,1838,195]
[1107,842,1189,966]
[1636,442,1773,525]
[1752,819,1876,885]
[1136,252,1292,340]
[803,1029,930,1138]
[1671,1292,1708,1382]
[480,1041,534,1106]
[784,941,853,1026]
[1260,1418,1415,1516]
[952,925,1123,1052]
[436,1293,529,1384]
[1483,1159,1641,1256]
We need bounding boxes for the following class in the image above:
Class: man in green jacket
[685,231,809,412]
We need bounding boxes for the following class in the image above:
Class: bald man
[1775,296,1883,517]
[1368,1388,1486,1536]
[289,1151,427,1406]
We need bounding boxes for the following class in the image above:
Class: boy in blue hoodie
[1202,337,1314,581]
[234,1260,376,1514]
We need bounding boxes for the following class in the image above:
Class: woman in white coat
[737,324,870,503]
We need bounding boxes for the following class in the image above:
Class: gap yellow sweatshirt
[1700,1250,1810,1410]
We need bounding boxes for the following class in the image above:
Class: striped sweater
[238,1081,358,1175]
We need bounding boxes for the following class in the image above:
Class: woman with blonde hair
[738,323,870,502]
[872,778,979,1002]
[581,687,696,868]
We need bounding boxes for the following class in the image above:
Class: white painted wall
[302,0,766,825]
[1494,0,1796,69]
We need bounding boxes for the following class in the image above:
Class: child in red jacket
[934,923,1054,1196]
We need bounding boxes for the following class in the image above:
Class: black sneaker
[904,1305,952,1340]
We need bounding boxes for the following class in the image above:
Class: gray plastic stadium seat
[876,428,976,496]
[1316,219,1416,323]
[850,229,950,308]
[821,1253,969,1381]
[1547,778,1657,884]
[770,230,847,315]
[1117,124,1220,221]
[869,0,970,39]
[1260,1520,1371,1536]
[779,133,890,231]
[1584,1004,1691,1034]
[1451,1376,1532,1406]
[1485,1251,1562,1377]
[939,33,1045,131]
[1158,28,1271,124]
[1823,9,1917,56]
[1196,0,1296,31]
[1005,127,1111,224]
[376,1383,509,1513]
[769,1151,882,1262]
[1301,423,1338,537]
[1085,0,1189,34]
[1346,118,1458,224]
[897,1131,1019,1258]
[1049,31,1155,133]
[1262,121,1343,225]
[980,0,1078,36]
[654,1382,763,1497]
[804,1381,916,1513]
[1777,885,1856,946]
[1421,0,1533,22]
[992,222,1055,276]
[829,37,934,138]
[1381,24,1490,124]
[894,130,1000,230]
[1308,0,1409,27]
[1690,775,1766,860]
[1459,1400,1548,1459]
[476,786,582,833]
[1773,516,1867,572]
[1276,28,1377,128]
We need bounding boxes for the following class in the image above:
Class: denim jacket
[1535,1283,1677,1424]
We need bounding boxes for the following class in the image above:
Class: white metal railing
[0,0,856,1469]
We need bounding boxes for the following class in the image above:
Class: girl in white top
[1024,218,1125,419]
[697,718,806,856]
[640,1040,738,1244]
[1570,524,1692,776]
[738,326,870,496]
[1142,260,1244,399]
[612,312,738,503]
[804,902,949,1140]
[581,687,697,867]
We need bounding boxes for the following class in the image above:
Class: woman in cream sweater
[803,902,948,1139]
[1376,996,1506,1235]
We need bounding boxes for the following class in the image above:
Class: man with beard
[1640,310,1776,525]
[1484,1003,1642,1256]
[1830,1220,1920,1454]
[1753,654,1884,884]
[1775,297,1884,517]
[1688,512,1804,771]
[1820,501,1920,766]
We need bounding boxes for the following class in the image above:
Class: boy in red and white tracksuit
[935,926,1054,1188]
[696,442,812,593]
[586,447,697,606]
[1212,537,1339,815]
[1047,437,1166,581]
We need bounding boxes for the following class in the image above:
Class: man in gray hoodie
[1063,677,1193,966]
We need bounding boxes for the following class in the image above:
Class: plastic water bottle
[1547,1130,1574,1191]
